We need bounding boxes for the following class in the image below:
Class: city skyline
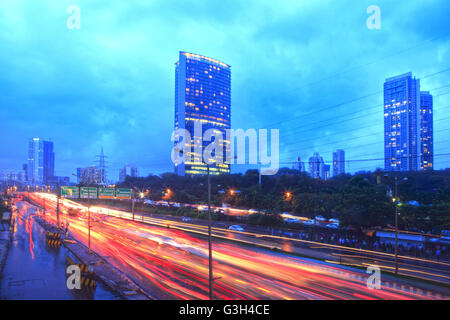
[1,1,450,179]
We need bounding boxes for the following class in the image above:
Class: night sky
[1,0,449,182]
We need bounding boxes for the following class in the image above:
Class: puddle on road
[0,202,120,300]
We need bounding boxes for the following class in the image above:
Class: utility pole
[207,164,213,300]
[56,183,60,229]
[258,162,262,192]
[394,176,399,275]
[131,190,135,221]
[88,187,91,254]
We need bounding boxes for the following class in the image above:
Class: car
[326,223,339,229]
[181,216,191,222]
[285,218,301,224]
[329,218,339,224]
[144,199,155,205]
[315,215,327,222]
[197,206,208,212]
[302,219,315,226]
[172,202,181,208]
[248,208,258,214]
[214,208,225,214]
[228,225,245,231]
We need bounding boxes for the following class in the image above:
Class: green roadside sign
[61,186,79,199]
[99,187,115,199]
[80,187,98,199]
[116,188,132,199]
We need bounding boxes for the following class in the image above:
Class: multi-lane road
[18,193,450,299]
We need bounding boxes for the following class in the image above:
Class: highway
[22,193,450,300]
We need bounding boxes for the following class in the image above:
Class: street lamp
[385,174,408,275]
[285,191,292,201]
[175,147,215,300]
[73,173,92,254]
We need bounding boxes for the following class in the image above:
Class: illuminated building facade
[174,51,231,176]
[308,152,325,179]
[420,91,433,170]
[332,149,345,177]
[27,137,54,185]
[384,73,421,172]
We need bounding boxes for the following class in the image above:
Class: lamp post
[385,174,408,275]
[175,148,214,300]
[73,174,92,254]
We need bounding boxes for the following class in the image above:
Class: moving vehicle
[181,216,191,222]
[228,225,245,231]
[302,219,315,226]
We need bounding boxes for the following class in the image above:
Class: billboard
[99,187,115,199]
[60,186,79,199]
[116,188,132,199]
[80,187,98,199]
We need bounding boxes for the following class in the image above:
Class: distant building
[47,176,70,186]
[119,164,139,183]
[332,149,345,177]
[76,166,105,185]
[308,152,326,179]
[420,91,433,170]
[292,157,306,173]
[0,170,26,183]
[324,164,331,180]
[27,137,54,185]
[174,51,231,176]
[22,163,28,182]
[384,73,421,172]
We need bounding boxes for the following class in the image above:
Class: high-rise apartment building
[76,166,105,185]
[332,149,345,177]
[384,73,421,172]
[308,152,326,179]
[174,51,231,176]
[119,164,139,183]
[420,91,433,170]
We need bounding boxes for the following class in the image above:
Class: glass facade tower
[27,137,54,185]
[174,51,231,176]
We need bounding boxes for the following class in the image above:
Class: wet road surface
[0,202,119,300]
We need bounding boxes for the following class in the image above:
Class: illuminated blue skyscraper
[174,51,231,176]
[27,137,54,185]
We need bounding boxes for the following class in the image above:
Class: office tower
[77,166,105,185]
[174,51,231,176]
[420,91,433,170]
[27,137,54,185]
[384,73,421,172]
[308,152,325,179]
[332,149,345,177]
